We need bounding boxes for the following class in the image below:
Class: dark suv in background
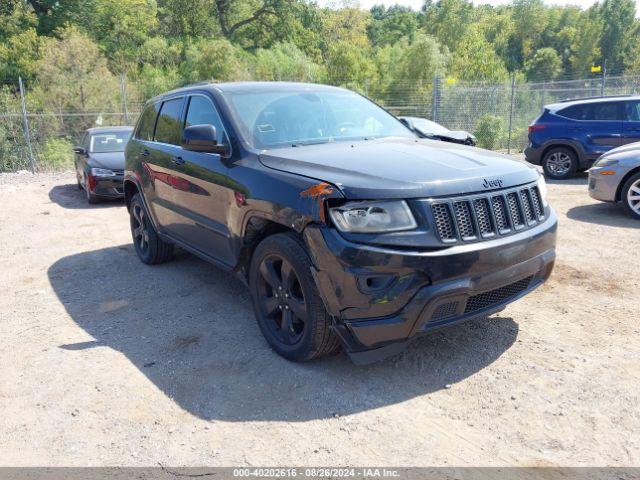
[124,82,556,364]
[525,95,640,179]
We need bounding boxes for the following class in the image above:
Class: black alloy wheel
[249,232,340,361]
[256,254,307,346]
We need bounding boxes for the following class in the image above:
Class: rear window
[135,102,160,141]
[558,102,622,121]
[154,98,184,146]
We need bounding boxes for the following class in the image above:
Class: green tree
[250,43,324,81]
[596,0,637,70]
[368,5,419,46]
[524,47,562,80]
[449,27,509,82]
[85,0,159,71]
[34,26,119,112]
[422,0,473,53]
[180,37,249,83]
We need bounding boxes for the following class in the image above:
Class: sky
[319,0,640,10]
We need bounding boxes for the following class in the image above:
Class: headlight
[329,200,417,233]
[594,158,618,167]
[90,167,116,177]
[536,175,548,207]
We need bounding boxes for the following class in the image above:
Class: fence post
[432,76,440,122]
[18,76,36,174]
[600,59,607,96]
[507,74,516,154]
[120,73,129,125]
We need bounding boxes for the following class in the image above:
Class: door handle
[172,156,185,166]
[140,149,150,157]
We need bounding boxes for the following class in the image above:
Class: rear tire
[542,147,578,180]
[621,172,640,220]
[129,193,174,264]
[249,232,340,362]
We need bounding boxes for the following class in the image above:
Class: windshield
[224,88,415,149]
[90,131,132,153]
[410,118,451,136]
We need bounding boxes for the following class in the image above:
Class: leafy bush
[38,137,74,171]
[474,114,505,150]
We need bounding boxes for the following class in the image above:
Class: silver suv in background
[589,142,640,219]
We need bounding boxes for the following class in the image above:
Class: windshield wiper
[291,138,334,147]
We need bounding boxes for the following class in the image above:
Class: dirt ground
[0,170,638,467]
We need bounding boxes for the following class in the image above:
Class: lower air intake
[464,276,534,314]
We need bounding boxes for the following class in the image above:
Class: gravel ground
[0,171,638,466]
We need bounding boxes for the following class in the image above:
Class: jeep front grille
[431,184,545,243]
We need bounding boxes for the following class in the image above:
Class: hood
[87,152,125,170]
[447,130,475,141]
[259,137,538,199]
[602,141,640,158]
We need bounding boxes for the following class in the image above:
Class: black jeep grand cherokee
[124,82,557,364]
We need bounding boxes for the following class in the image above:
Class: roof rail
[558,94,636,103]
[181,81,214,88]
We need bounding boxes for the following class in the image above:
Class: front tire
[621,172,640,220]
[542,147,578,180]
[249,232,340,362]
[129,193,174,264]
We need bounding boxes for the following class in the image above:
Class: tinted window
[136,102,160,141]
[625,101,640,121]
[185,96,227,145]
[591,103,621,120]
[558,104,585,120]
[154,98,184,146]
[558,102,621,121]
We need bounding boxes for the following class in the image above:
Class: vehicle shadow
[567,202,639,228]
[48,245,519,421]
[545,171,589,185]
[49,184,124,209]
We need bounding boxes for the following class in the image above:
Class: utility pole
[432,76,440,122]
[18,76,36,174]
[600,59,607,97]
[507,75,516,154]
[120,73,129,125]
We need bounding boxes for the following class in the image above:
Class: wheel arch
[616,166,640,202]
[124,178,140,212]
[540,142,581,165]
[235,214,302,280]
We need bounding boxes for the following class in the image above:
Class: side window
[625,101,640,122]
[135,102,160,141]
[185,95,228,145]
[558,104,588,120]
[154,98,184,146]
[81,133,90,150]
[591,102,621,121]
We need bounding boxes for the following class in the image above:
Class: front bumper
[588,166,623,202]
[91,175,124,198]
[304,210,557,363]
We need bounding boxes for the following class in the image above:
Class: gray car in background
[589,142,640,219]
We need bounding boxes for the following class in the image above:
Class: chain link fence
[3,73,640,172]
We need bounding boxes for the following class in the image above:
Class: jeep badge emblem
[482,178,504,189]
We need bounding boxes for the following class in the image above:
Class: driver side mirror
[73,147,86,155]
[181,124,228,155]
